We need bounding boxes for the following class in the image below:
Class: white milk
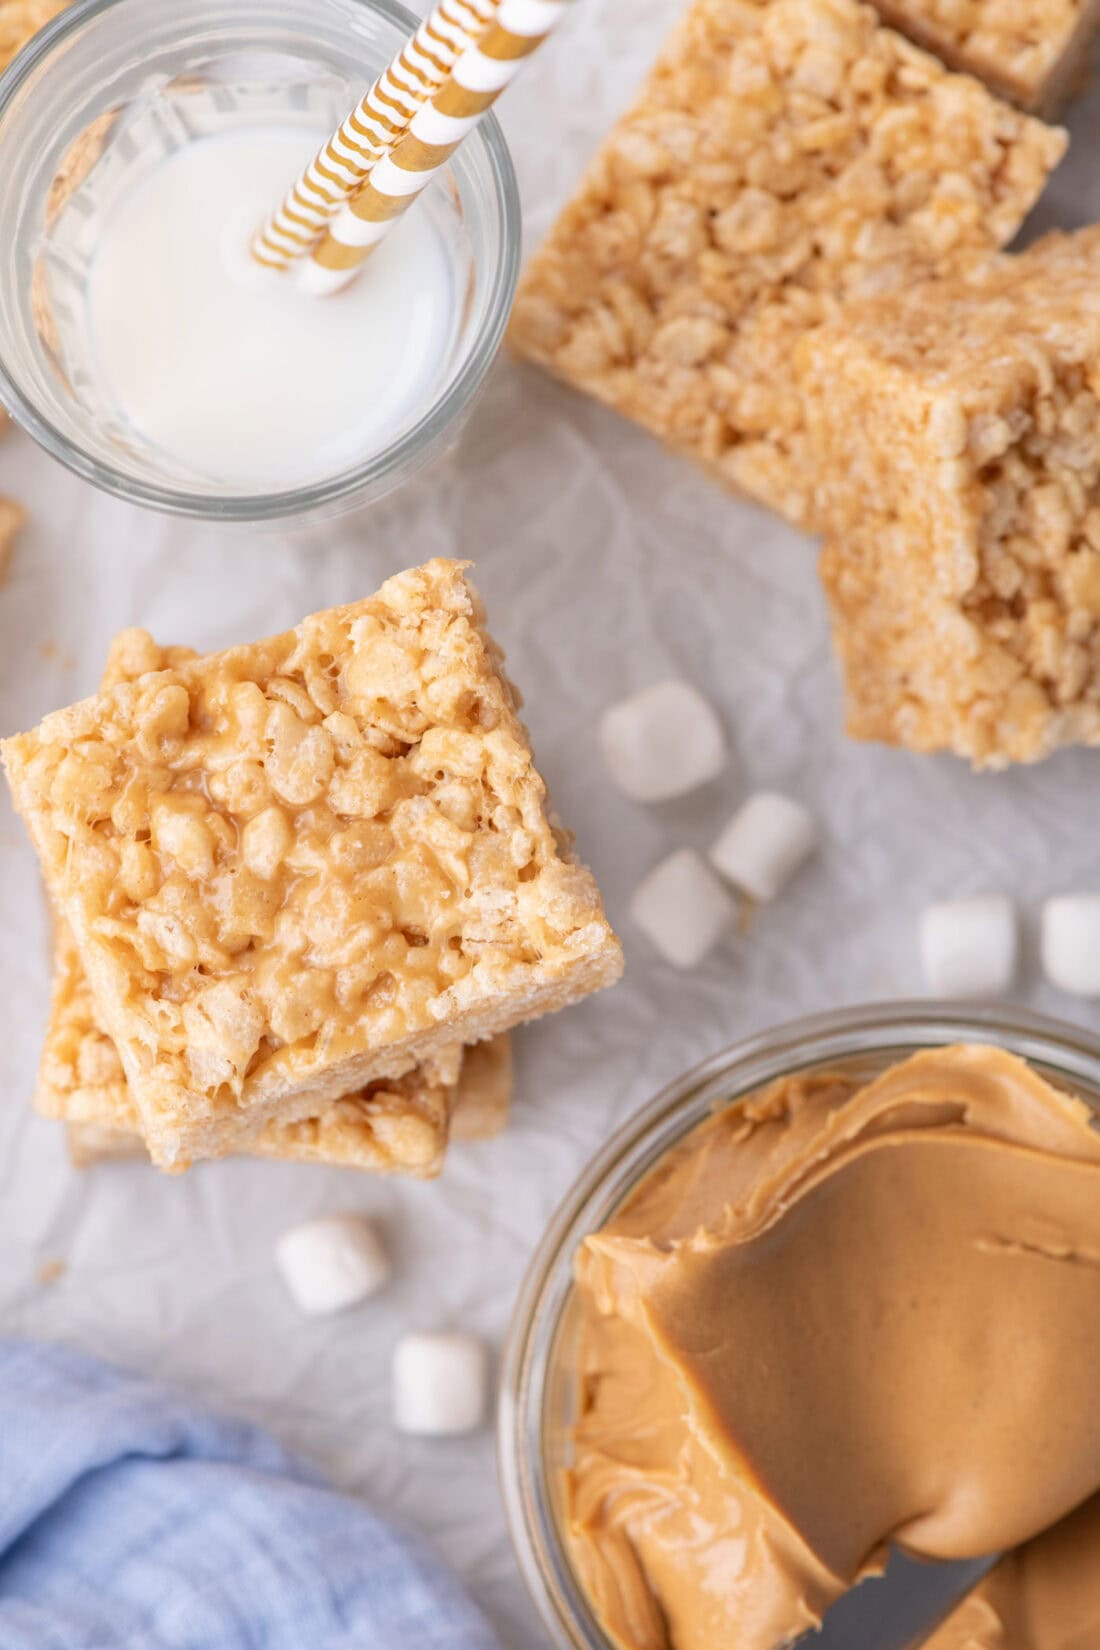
[85,126,461,492]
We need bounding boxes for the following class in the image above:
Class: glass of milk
[0,0,520,521]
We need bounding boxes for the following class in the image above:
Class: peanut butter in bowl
[553,1043,1100,1650]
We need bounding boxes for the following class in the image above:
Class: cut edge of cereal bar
[4,561,621,1168]
[798,226,1100,768]
[62,1035,513,1168]
[508,0,1066,530]
[39,626,502,1176]
[39,913,466,1177]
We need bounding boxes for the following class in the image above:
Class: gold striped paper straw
[253,0,501,271]
[299,0,569,294]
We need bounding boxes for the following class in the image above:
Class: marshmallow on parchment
[630,849,736,969]
[275,1215,391,1317]
[600,679,725,802]
[921,896,1018,998]
[1041,896,1100,997]
[393,1332,488,1437]
[709,792,816,903]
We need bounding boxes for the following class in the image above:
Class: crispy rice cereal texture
[61,1040,512,1168]
[0,0,68,71]
[4,562,622,1168]
[800,226,1100,769]
[42,899,464,1178]
[508,0,1065,530]
[869,0,1100,114]
[38,628,465,1178]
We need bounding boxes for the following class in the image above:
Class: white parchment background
[3,10,1100,1647]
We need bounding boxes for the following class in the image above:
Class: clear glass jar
[498,1002,1100,1650]
[0,0,519,522]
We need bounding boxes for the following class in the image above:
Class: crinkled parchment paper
[2,7,1100,1645]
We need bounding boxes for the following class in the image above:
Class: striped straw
[299,0,569,294]
[253,0,501,271]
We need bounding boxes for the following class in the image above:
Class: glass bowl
[0,0,520,522]
[498,1001,1100,1650]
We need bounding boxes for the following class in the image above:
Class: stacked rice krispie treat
[799,227,1100,768]
[3,562,622,1173]
[509,0,1065,529]
[38,627,514,1175]
[868,0,1100,113]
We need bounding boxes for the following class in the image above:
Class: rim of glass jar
[0,0,521,523]
[497,999,1100,1650]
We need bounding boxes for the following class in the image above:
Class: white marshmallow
[393,1331,488,1436]
[599,679,725,803]
[275,1215,391,1317]
[1041,896,1100,997]
[920,896,1017,997]
[709,792,816,903]
[629,848,736,969]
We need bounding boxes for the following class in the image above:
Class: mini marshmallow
[920,896,1017,998]
[393,1331,488,1437]
[275,1215,391,1317]
[1041,896,1100,997]
[599,679,725,803]
[709,792,816,903]
[629,848,736,969]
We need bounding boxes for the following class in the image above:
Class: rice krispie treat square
[42,913,464,1177]
[36,627,471,1177]
[63,1038,512,1167]
[4,561,621,1167]
[869,0,1100,114]
[60,1028,512,1167]
[508,0,1065,530]
[799,226,1100,768]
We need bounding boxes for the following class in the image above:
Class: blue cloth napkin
[0,1337,503,1650]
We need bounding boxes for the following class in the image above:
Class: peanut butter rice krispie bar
[65,1049,512,1165]
[3,561,621,1168]
[34,626,472,1177]
[508,0,1065,530]
[799,226,1100,768]
[36,622,472,1177]
[60,1024,511,1168]
[0,0,68,71]
[65,1040,513,1167]
[44,917,465,1177]
[869,0,1100,114]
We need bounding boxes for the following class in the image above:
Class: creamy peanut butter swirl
[924,1492,1100,1649]
[567,1046,1100,1650]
